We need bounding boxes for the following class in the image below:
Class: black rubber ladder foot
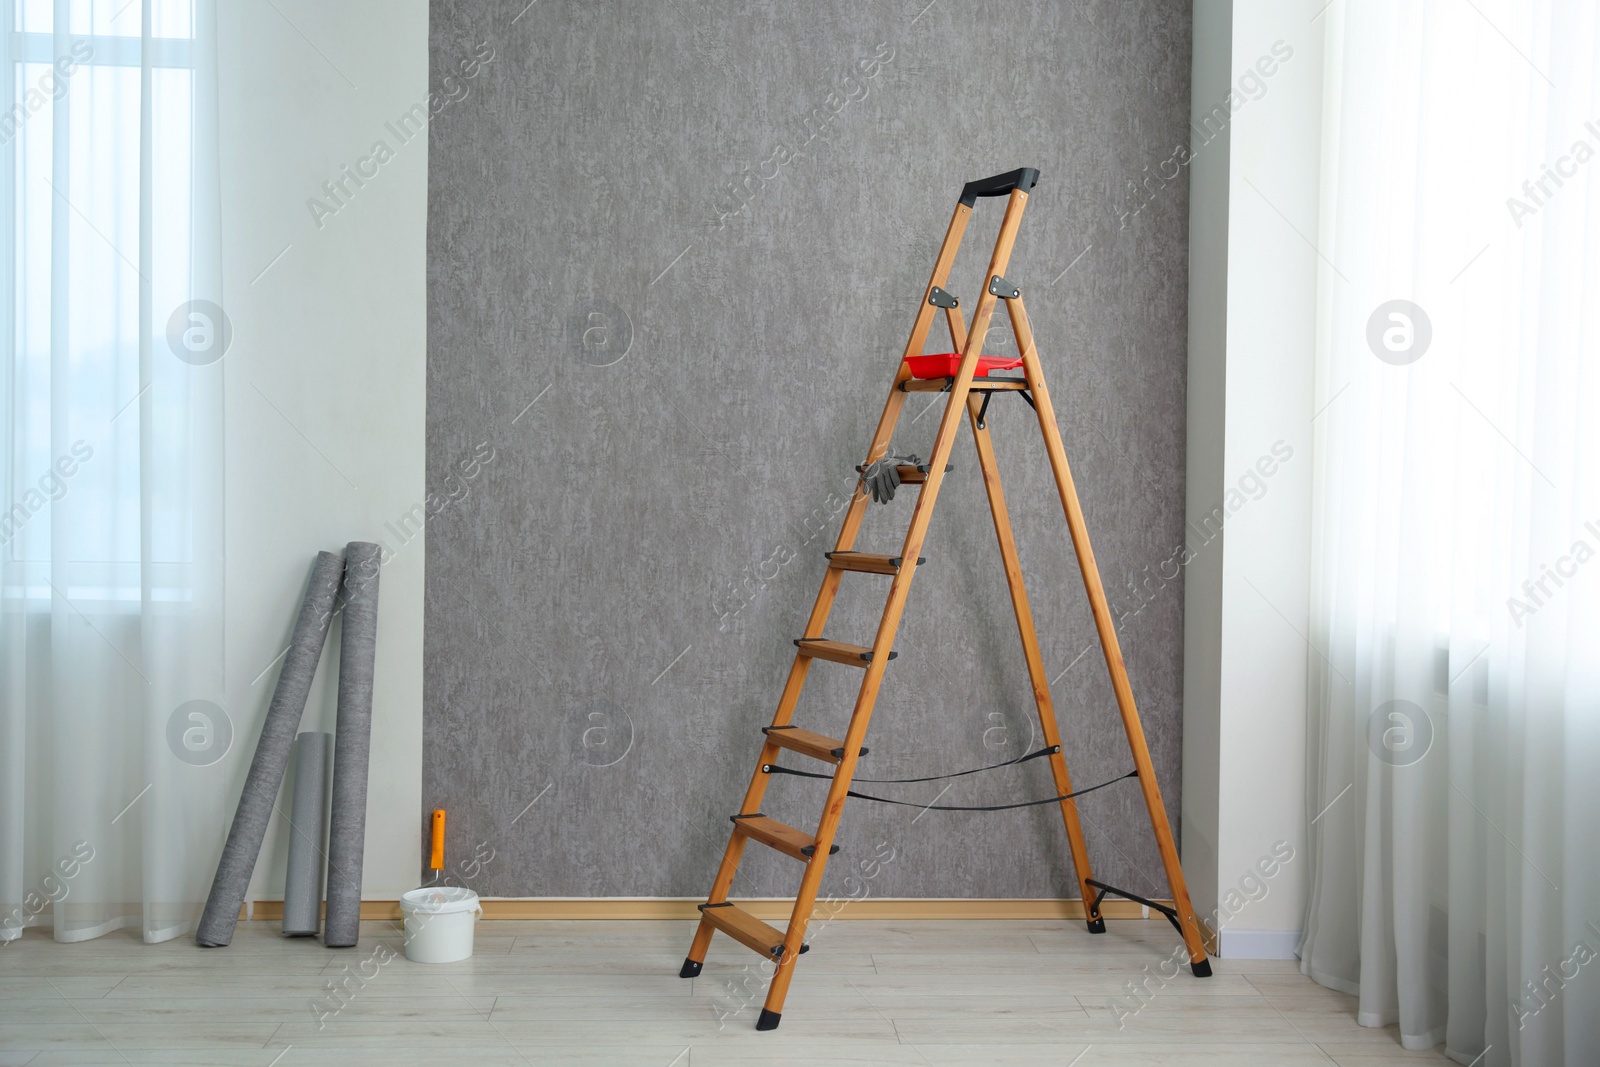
[1085,917,1106,934]
[756,1008,782,1031]
[1191,958,1213,978]
[678,957,703,978]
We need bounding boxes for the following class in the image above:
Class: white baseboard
[1218,928,1302,959]
[245,897,1174,921]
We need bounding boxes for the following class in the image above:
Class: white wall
[1183,0,1325,957]
[216,0,428,902]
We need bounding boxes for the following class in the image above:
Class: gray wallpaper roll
[282,731,333,936]
[197,551,344,947]
[323,542,381,948]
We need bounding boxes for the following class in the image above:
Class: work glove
[860,453,923,504]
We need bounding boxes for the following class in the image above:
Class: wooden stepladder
[679,169,1211,1030]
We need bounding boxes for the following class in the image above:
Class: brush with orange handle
[428,809,446,885]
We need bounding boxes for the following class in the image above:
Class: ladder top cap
[959,167,1039,207]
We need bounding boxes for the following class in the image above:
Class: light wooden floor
[0,918,1451,1066]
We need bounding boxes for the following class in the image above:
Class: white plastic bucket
[399,886,482,963]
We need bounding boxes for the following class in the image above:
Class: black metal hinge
[988,274,1020,299]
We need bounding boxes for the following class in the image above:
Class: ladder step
[896,463,951,485]
[793,638,896,666]
[901,376,1029,393]
[698,901,811,960]
[731,813,840,861]
[825,551,925,575]
[763,725,866,764]
[854,462,953,485]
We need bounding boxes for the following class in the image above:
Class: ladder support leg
[965,393,1104,930]
[1010,295,1211,972]
[762,578,906,1021]
[764,192,1032,1020]
[680,829,752,976]
[761,191,1023,1015]
[679,198,979,1015]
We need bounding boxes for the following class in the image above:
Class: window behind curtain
[4,0,200,604]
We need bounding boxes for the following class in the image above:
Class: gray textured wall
[425,0,1192,900]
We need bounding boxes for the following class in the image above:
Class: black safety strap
[849,744,1058,784]
[763,764,1138,812]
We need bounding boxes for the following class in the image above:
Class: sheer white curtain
[0,0,223,944]
[1301,2,1600,1064]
